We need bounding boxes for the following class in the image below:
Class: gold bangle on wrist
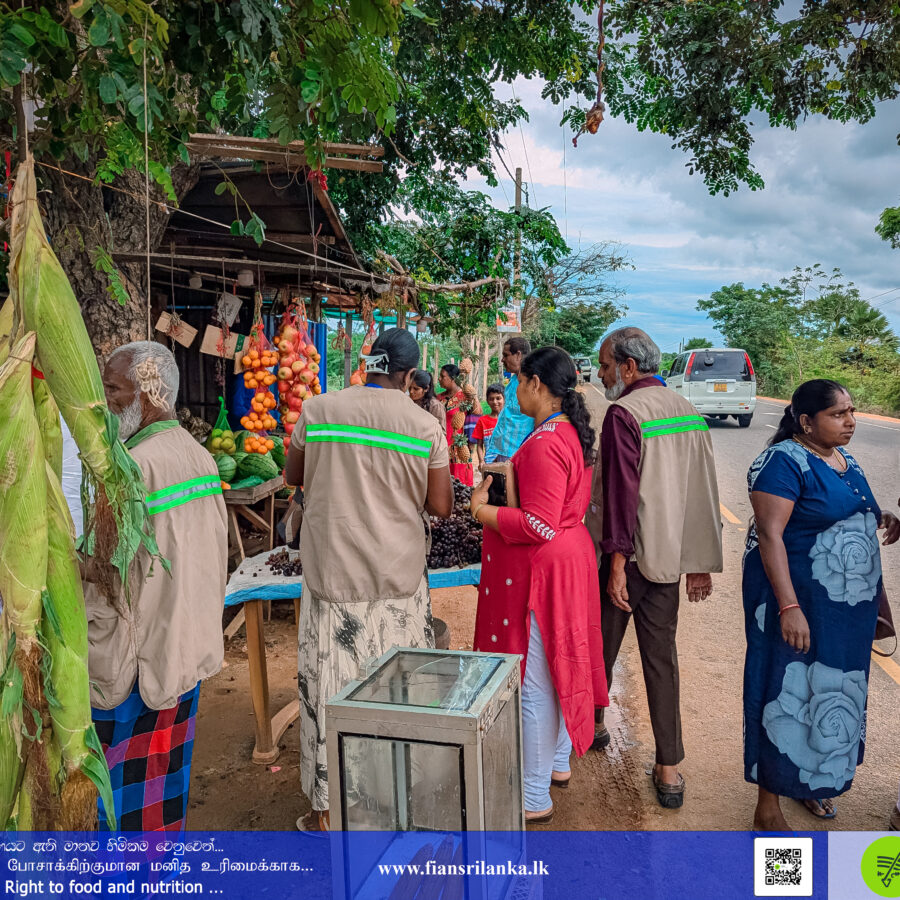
[472,502,486,521]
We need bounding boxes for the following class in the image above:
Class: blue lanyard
[365,383,385,389]
[537,411,563,428]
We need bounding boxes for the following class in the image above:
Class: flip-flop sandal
[296,811,330,835]
[801,798,836,820]
[525,808,554,825]
[591,726,611,751]
[551,772,571,789]
[652,771,685,809]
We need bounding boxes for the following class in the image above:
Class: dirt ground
[184,583,699,831]
[189,553,898,833]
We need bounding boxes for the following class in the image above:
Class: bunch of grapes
[266,548,303,577]
[426,479,483,569]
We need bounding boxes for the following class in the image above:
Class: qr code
[754,838,812,896]
[765,847,802,886]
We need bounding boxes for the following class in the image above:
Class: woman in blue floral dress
[743,380,899,830]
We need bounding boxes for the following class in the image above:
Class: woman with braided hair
[469,346,607,824]
[743,379,899,829]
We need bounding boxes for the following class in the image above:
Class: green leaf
[46,21,68,48]
[83,727,116,831]
[98,75,117,105]
[69,0,96,19]
[230,220,245,237]
[0,57,23,86]
[214,181,229,196]
[87,12,110,47]
[127,93,145,120]
[8,24,35,48]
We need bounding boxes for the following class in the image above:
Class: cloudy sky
[464,78,900,357]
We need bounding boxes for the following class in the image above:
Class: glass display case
[326,648,523,831]
[325,647,526,900]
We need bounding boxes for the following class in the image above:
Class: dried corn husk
[0,297,17,366]
[8,158,163,590]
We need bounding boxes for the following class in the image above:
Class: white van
[664,348,756,427]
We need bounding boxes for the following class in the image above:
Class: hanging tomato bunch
[275,303,322,451]
[239,325,278,452]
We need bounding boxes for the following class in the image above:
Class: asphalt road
[569,386,900,831]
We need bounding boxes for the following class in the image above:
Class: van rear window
[687,351,752,382]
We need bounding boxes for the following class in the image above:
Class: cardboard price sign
[154,312,198,348]
[200,324,248,360]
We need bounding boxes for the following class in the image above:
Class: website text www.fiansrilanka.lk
[378,859,549,877]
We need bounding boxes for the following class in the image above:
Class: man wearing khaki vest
[596,328,722,810]
[84,342,227,832]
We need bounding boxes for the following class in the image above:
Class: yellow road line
[873,652,900,686]
[720,503,742,526]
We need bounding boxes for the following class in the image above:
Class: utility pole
[514,167,522,288]
[496,166,524,380]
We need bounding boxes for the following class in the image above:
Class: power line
[510,83,537,209]
[869,287,900,309]
[562,106,568,243]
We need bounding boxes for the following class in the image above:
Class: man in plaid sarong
[83,343,227,832]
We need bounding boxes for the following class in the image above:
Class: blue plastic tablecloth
[225,557,481,608]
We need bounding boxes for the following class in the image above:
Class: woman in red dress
[470,347,607,823]
[438,364,474,486]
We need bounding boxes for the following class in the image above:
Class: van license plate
[714,383,727,392]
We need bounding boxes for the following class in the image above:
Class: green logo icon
[862,836,900,897]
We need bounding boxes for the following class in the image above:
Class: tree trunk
[38,156,199,359]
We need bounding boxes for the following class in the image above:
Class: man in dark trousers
[595,327,723,810]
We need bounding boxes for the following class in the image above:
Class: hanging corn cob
[42,462,115,829]
[0,333,50,826]
[8,158,163,593]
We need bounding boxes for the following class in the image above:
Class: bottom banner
[0,829,850,899]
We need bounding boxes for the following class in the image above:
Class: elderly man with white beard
[83,341,227,832]
[594,327,722,811]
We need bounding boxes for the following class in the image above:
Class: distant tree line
[697,266,900,414]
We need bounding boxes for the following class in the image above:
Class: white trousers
[522,611,572,813]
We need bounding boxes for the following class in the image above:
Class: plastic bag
[239,302,278,448]
[206,396,237,455]
[274,300,323,451]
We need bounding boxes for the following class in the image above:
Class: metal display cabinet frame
[326,648,526,900]
[326,647,524,832]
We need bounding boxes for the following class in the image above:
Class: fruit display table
[223,550,481,764]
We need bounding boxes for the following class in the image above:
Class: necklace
[793,437,847,472]
[536,410,563,428]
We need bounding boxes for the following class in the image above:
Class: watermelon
[270,439,286,469]
[236,451,279,482]
[213,453,237,483]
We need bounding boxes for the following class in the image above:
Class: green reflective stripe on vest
[146,475,222,515]
[641,415,706,432]
[306,423,431,458]
[641,415,709,439]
